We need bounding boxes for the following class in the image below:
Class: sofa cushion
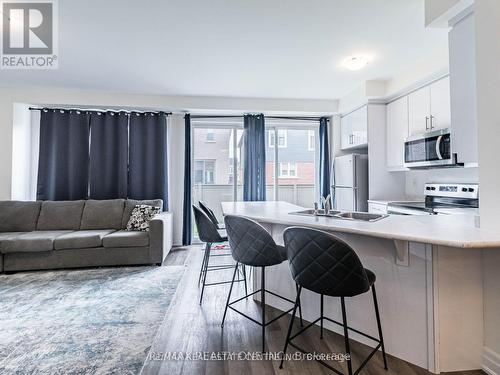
[0,232,24,245]
[0,201,41,232]
[103,230,150,248]
[54,230,116,250]
[37,200,85,230]
[80,199,125,230]
[122,199,163,228]
[0,230,72,253]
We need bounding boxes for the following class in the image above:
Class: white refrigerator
[331,153,369,212]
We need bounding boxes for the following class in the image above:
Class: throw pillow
[126,205,161,232]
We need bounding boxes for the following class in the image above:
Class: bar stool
[192,205,246,304]
[199,201,225,229]
[222,215,303,353]
[280,227,388,375]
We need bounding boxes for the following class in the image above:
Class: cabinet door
[386,96,409,169]
[351,106,368,146]
[340,113,352,149]
[408,86,431,136]
[430,76,451,131]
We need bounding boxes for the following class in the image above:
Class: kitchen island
[221,201,494,374]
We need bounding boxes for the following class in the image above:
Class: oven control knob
[462,188,468,192]
[426,187,431,190]
[431,187,436,190]
[468,188,474,192]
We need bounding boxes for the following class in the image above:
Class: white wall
[167,114,186,246]
[405,167,479,199]
[474,1,500,373]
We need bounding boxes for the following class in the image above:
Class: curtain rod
[266,116,327,121]
[28,107,172,115]
[190,115,243,119]
[190,115,327,121]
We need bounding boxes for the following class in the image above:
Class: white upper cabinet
[430,76,451,131]
[386,96,409,169]
[341,106,368,150]
[408,77,451,136]
[341,113,352,149]
[408,86,431,136]
[351,106,368,146]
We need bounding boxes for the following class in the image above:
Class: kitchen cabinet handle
[425,116,429,130]
[430,115,435,129]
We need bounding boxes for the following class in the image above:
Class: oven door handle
[436,135,443,160]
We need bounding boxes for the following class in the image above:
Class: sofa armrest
[149,212,173,264]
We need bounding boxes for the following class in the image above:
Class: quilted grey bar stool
[222,215,303,353]
[199,201,225,229]
[280,227,388,375]
[192,205,246,304]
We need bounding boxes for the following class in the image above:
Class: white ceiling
[0,0,450,99]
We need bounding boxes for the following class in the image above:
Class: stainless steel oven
[404,128,462,168]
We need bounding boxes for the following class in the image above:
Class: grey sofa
[0,199,173,273]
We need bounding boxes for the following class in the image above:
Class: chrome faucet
[322,194,332,215]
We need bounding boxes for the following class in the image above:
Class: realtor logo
[1,0,58,69]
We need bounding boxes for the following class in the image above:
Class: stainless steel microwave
[404,128,462,168]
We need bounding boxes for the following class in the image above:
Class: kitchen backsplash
[405,167,479,199]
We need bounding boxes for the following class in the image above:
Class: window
[266,125,319,208]
[308,130,315,151]
[269,129,287,148]
[194,160,215,184]
[279,162,297,178]
[192,124,244,241]
[205,129,215,142]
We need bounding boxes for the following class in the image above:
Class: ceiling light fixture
[342,56,371,71]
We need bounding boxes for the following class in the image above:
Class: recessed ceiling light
[342,56,371,71]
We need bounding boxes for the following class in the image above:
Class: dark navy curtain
[182,114,192,246]
[89,111,129,199]
[319,117,331,201]
[37,109,90,200]
[243,114,266,201]
[129,112,169,210]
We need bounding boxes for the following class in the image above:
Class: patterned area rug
[0,266,185,374]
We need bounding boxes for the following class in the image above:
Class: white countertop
[221,201,499,248]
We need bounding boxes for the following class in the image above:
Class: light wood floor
[141,246,485,375]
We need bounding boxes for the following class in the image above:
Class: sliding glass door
[192,120,244,226]
[265,121,319,207]
[191,118,319,240]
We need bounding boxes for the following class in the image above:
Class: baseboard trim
[483,347,500,375]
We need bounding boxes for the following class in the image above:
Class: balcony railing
[192,183,315,221]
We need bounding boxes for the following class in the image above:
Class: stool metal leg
[242,265,248,296]
[261,266,266,353]
[198,243,209,285]
[279,286,302,369]
[320,294,324,339]
[372,284,388,370]
[295,283,303,327]
[340,297,353,375]
[199,243,211,304]
[221,262,239,328]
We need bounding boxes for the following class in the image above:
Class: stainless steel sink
[289,209,387,222]
[334,212,388,222]
[289,209,341,217]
